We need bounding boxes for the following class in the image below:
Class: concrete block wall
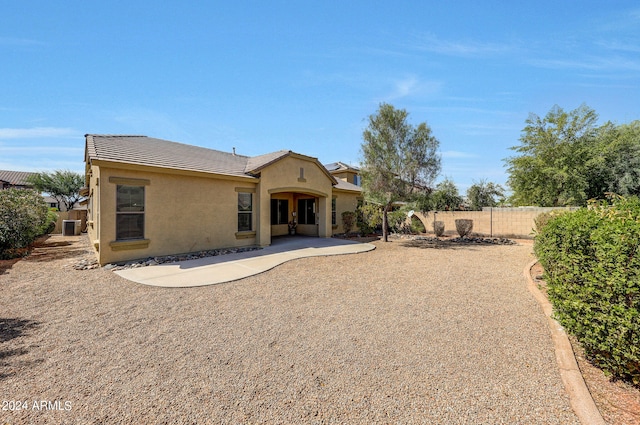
[414,207,578,239]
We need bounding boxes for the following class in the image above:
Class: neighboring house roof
[43,196,59,205]
[0,170,35,187]
[334,179,362,192]
[324,162,360,173]
[85,135,353,190]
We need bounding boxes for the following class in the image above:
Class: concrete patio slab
[114,236,376,287]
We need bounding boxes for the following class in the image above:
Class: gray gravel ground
[1,235,580,424]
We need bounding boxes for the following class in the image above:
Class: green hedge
[534,196,640,385]
[0,189,55,259]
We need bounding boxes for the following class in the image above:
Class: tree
[588,120,640,198]
[505,104,599,206]
[27,170,85,211]
[361,103,441,242]
[430,178,463,210]
[466,179,505,210]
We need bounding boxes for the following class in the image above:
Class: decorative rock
[391,234,517,246]
[100,246,263,271]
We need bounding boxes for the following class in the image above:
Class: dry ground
[1,234,582,424]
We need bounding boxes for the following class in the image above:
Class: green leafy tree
[360,103,441,241]
[588,120,640,197]
[27,170,85,211]
[430,178,463,211]
[466,179,505,210]
[505,104,599,206]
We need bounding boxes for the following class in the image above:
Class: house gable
[83,134,361,265]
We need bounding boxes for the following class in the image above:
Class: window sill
[235,231,256,239]
[110,239,150,251]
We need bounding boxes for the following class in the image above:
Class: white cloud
[385,75,442,101]
[0,145,82,155]
[411,33,514,57]
[0,127,79,139]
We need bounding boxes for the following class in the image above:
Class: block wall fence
[414,207,579,239]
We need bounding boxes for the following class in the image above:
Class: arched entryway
[270,192,320,237]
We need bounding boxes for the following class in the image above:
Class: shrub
[357,203,381,235]
[387,209,408,233]
[341,211,356,235]
[433,221,445,237]
[535,195,640,385]
[410,216,426,234]
[0,189,53,259]
[533,210,566,236]
[455,219,473,237]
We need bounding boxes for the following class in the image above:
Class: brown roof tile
[86,135,252,178]
[0,170,35,186]
[85,135,359,192]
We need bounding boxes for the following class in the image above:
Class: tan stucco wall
[258,155,335,245]
[91,164,257,264]
[332,190,362,234]
[87,155,364,265]
[86,164,100,248]
[332,170,358,185]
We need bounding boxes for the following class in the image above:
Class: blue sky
[1,1,639,193]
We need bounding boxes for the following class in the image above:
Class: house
[84,135,363,265]
[324,162,361,187]
[0,170,35,190]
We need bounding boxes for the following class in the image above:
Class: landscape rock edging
[525,259,605,425]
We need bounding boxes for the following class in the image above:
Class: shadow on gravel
[0,257,22,275]
[0,318,40,343]
[0,318,41,380]
[25,236,89,263]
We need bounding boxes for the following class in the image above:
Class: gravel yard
[1,235,579,424]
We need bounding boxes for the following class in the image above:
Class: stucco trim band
[110,239,151,251]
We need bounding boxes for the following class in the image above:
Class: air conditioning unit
[62,220,82,236]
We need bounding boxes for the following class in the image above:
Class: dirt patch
[532,262,640,425]
[0,235,51,275]
[1,235,580,423]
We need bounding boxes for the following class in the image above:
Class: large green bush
[0,189,54,259]
[534,195,640,384]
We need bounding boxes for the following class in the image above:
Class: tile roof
[86,135,252,178]
[85,135,359,192]
[244,150,291,174]
[334,179,362,192]
[0,170,35,186]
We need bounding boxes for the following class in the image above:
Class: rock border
[392,234,517,245]
[525,259,606,425]
[73,246,263,271]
